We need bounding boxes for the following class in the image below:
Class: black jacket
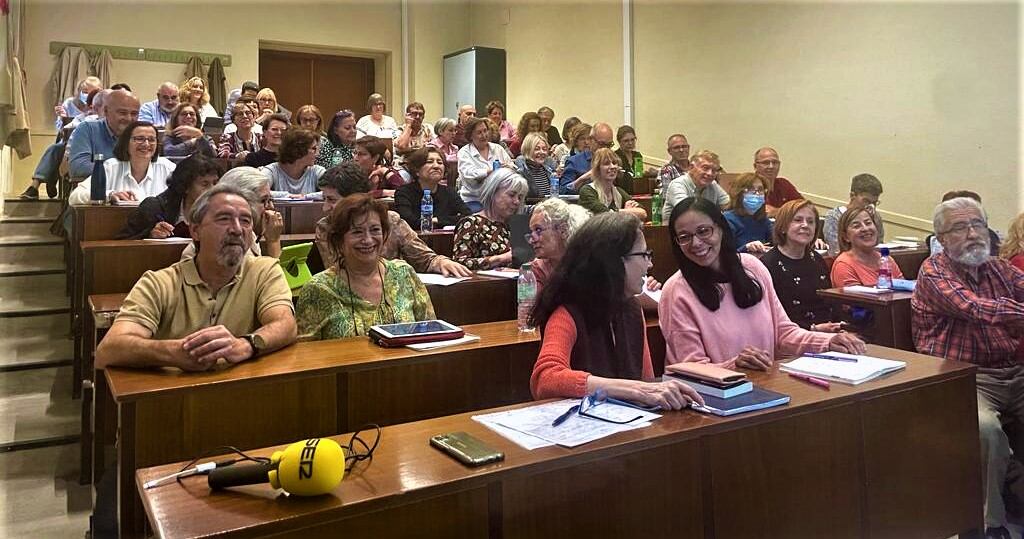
[116,190,189,240]
[394,181,473,231]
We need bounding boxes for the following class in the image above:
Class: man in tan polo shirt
[96,184,297,371]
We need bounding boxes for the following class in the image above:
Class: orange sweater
[530,305,654,399]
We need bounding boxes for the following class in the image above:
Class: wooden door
[259,49,375,120]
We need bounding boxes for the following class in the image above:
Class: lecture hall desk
[817,288,915,351]
[137,345,983,539]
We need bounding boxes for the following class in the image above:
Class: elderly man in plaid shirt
[912,196,1024,539]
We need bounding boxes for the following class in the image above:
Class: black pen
[551,404,580,427]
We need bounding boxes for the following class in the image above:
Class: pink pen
[788,372,830,389]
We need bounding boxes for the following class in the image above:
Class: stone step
[0,274,69,317]
[0,217,55,239]
[0,366,79,447]
[0,261,65,277]
[1,199,62,219]
[0,242,63,266]
[0,312,72,340]
[0,444,92,537]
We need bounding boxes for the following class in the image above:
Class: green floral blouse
[296,258,435,340]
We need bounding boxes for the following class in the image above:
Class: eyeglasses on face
[524,225,553,242]
[130,136,157,144]
[942,219,988,236]
[756,159,781,167]
[675,225,716,246]
[623,250,653,262]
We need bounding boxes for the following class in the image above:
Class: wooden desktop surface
[137,345,982,539]
[817,287,914,351]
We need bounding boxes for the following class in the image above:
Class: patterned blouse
[295,259,435,340]
[759,247,835,329]
[452,214,512,270]
[315,136,354,169]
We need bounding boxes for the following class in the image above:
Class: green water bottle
[633,155,644,178]
[651,181,663,226]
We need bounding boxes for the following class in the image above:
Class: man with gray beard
[912,196,1024,539]
[96,184,296,371]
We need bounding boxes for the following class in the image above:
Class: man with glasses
[66,89,140,178]
[753,147,803,217]
[138,81,180,127]
[823,173,885,257]
[561,122,617,193]
[912,197,1024,539]
[661,150,730,223]
[393,102,434,164]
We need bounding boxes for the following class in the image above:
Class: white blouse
[69,157,176,205]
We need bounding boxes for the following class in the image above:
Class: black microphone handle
[207,462,276,490]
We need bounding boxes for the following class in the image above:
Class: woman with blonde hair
[999,212,1024,271]
[578,148,646,220]
[254,87,291,124]
[179,76,218,123]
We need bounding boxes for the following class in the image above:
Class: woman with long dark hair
[659,197,865,370]
[529,212,703,409]
[116,154,221,239]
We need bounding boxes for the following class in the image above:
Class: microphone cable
[174,446,272,485]
[343,424,382,473]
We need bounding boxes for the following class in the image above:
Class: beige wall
[634,1,1019,235]
[410,0,472,120]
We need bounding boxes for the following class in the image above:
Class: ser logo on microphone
[298,438,320,480]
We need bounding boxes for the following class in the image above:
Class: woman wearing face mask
[529,212,704,408]
[830,204,905,287]
[296,194,434,340]
[514,133,558,198]
[578,148,647,220]
[394,147,472,231]
[723,173,772,254]
[316,109,357,169]
[659,197,865,370]
[760,199,841,331]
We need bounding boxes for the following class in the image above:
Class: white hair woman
[452,168,528,269]
[526,198,591,290]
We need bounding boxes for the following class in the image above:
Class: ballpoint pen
[551,404,581,427]
[803,353,858,363]
[788,372,831,389]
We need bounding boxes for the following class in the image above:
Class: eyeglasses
[743,187,766,195]
[523,225,554,243]
[623,250,653,262]
[578,390,649,424]
[756,159,781,167]
[675,225,716,246]
[595,140,614,148]
[942,219,988,236]
[131,136,157,144]
[180,111,197,117]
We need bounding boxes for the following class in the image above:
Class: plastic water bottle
[492,159,500,171]
[90,154,106,204]
[420,189,433,232]
[877,247,893,289]
[517,263,537,332]
[651,180,663,226]
[332,148,342,167]
[549,169,559,198]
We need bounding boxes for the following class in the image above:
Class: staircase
[0,198,90,537]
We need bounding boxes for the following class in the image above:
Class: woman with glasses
[316,109,357,168]
[613,125,646,183]
[117,154,221,239]
[578,148,647,220]
[69,121,176,205]
[163,103,216,158]
[356,93,399,139]
[529,212,704,408]
[660,197,865,370]
[395,147,471,231]
[297,193,434,340]
[760,199,841,331]
[526,198,591,290]
[218,101,261,160]
[452,168,528,270]
[293,105,324,137]
[830,204,905,287]
[254,87,291,124]
[723,173,772,253]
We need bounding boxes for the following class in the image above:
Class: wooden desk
[137,346,983,539]
[275,200,321,235]
[817,287,914,351]
[891,247,930,279]
[643,224,675,283]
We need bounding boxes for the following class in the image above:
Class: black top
[116,190,190,240]
[760,247,834,329]
[545,125,563,146]
[244,148,277,168]
[565,299,644,381]
[394,181,473,231]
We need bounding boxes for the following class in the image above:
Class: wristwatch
[240,333,266,359]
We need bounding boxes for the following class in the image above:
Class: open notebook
[780,352,906,385]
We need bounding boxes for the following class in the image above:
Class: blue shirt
[56,96,86,130]
[138,100,171,127]
[560,150,592,193]
[66,120,117,178]
[724,210,773,252]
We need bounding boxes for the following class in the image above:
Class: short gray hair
[190,183,258,225]
[479,168,528,214]
[218,166,271,195]
[933,196,986,234]
[433,117,456,134]
[532,198,591,242]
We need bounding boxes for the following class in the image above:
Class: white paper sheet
[416,273,471,286]
[484,399,660,448]
[405,334,480,351]
[476,269,520,279]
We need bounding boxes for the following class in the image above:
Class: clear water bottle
[90,154,106,204]
[651,180,663,226]
[332,148,342,167]
[549,169,559,198]
[517,263,537,332]
[877,247,893,289]
[420,189,433,232]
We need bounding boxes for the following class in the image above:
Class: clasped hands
[171,325,253,371]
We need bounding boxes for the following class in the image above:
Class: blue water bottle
[90,154,107,204]
[420,189,433,232]
[492,159,500,171]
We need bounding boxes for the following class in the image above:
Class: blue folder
[690,387,790,417]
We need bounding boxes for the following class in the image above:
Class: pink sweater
[658,254,833,368]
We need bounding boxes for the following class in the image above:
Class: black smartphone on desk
[430,432,505,466]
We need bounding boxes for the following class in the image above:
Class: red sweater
[530,305,654,399]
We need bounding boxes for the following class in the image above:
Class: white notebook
[780,352,906,385]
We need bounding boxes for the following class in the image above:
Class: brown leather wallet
[665,363,747,384]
